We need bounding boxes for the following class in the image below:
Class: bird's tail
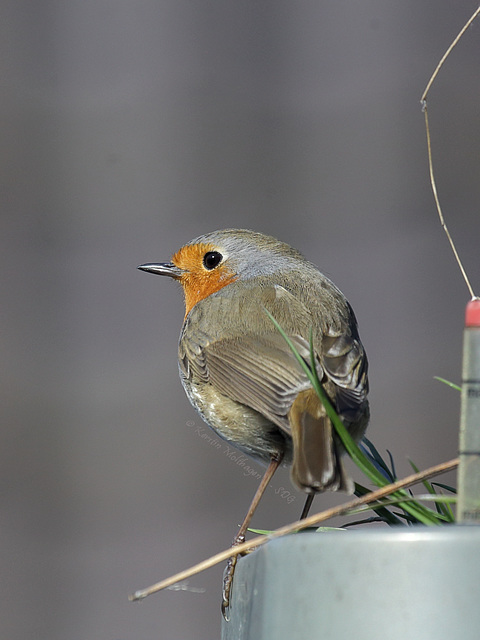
[288,388,354,494]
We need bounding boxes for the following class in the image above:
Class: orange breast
[172,243,237,316]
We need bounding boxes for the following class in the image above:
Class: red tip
[465,299,480,327]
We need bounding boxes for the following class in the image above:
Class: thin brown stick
[423,106,477,300]
[421,6,480,103]
[420,6,480,301]
[129,457,458,602]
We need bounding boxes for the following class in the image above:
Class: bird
[138,228,369,614]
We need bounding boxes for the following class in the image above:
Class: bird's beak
[137,262,184,280]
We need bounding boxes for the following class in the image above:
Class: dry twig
[421,6,480,301]
[129,457,458,602]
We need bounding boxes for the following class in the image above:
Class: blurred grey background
[1,1,479,638]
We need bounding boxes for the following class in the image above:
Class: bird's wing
[179,284,367,430]
[204,332,315,430]
[322,331,369,424]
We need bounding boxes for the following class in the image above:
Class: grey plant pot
[222,527,480,640]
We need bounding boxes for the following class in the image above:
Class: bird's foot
[221,533,245,621]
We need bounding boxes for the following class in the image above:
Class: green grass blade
[360,438,396,482]
[431,481,457,493]
[434,377,461,392]
[408,459,455,521]
[354,483,404,525]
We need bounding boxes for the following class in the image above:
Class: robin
[138,228,369,613]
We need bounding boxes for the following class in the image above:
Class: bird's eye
[203,251,223,270]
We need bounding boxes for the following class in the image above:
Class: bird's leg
[222,454,283,619]
[300,492,315,520]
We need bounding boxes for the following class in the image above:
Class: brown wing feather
[204,334,314,430]
[322,332,369,425]
[179,284,368,433]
